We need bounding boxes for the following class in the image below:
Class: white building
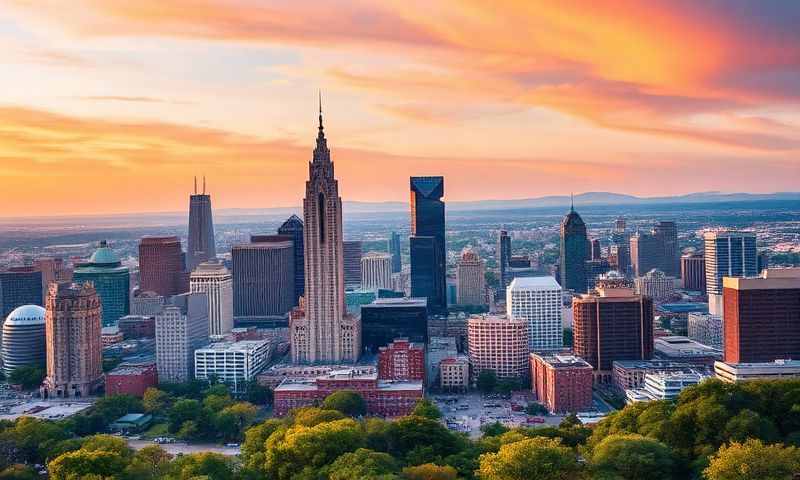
[360,252,393,291]
[703,231,757,315]
[634,269,676,301]
[714,359,800,383]
[507,276,563,351]
[155,293,209,383]
[190,261,234,336]
[626,371,705,403]
[194,340,272,392]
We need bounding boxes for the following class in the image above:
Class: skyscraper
[388,231,402,273]
[232,236,295,324]
[41,282,104,398]
[410,176,447,314]
[559,204,588,293]
[630,231,662,277]
[361,252,393,291]
[343,241,363,289]
[653,221,679,277]
[590,239,602,261]
[155,292,209,383]
[278,214,305,303]
[704,231,758,315]
[33,258,71,303]
[190,261,233,336]
[290,103,360,364]
[0,266,43,321]
[497,230,511,300]
[681,252,706,291]
[187,177,216,272]
[507,276,563,351]
[73,241,130,327]
[456,249,485,306]
[138,236,188,297]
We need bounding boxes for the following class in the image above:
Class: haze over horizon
[1,1,799,217]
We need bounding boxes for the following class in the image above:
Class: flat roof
[196,340,271,353]
[658,303,708,313]
[366,298,427,307]
[509,276,560,290]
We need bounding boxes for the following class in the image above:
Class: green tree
[321,390,367,417]
[241,419,284,470]
[495,378,521,394]
[80,434,133,459]
[412,399,442,420]
[478,437,580,480]
[3,417,69,464]
[0,464,38,480]
[722,409,780,444]
[401,463,458,480]
[168,399,202,433]
[124,445,172,480]
[215,402,259,442]
[203,393,234,412]
[387,416,460,464]
[91,395,144,425]
[476,370,497,393]
[704,439,800,480]
[292,407,346,427]
[591,434,674,480]
[7,366,44,390]
[480,421,509,438]
[169,452,236,480]
[525,402,548,416]
[142,388,172,413]
[327,448,397,480]
[48,449,129,480]
[245,381,272,406]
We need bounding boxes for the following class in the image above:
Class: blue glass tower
[559,203,588,293]
[409,176,447,314]
[73,241,130,327]
[388,231,402,273]
[278,214,305,303]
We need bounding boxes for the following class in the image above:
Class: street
[128,439,240,457]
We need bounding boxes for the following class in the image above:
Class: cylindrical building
[2,305,46,376]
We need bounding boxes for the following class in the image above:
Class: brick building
[439,356,469,392]
[105,363,158,397]
[273,368,422,417]
[377,339,425,382]
[530,352,593,414]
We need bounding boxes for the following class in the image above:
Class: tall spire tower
[291,100,360,364]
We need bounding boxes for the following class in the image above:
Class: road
[128,439,240,457]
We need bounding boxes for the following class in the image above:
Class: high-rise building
[681,252,706,291]
[531,352,593,414]
[723,268,800,364]
[138,236,188,297]
[130,291,164,316]
[573,284,654,383]
[468,314,529,380]
[155,292,209,383]
[377,339,425,382]
[590,239,602,261]
[0,266,43,321]
[497,230,512,300]
[187,177,216,272]
[361,297,428,353]
[232,237,295,323]
[2,305,46,376]
[630,231,662,277]
[388,231,402,274]
[585,259,612,292]
[634,269,676,301]
[653,221,679,277]
[33,258,71,303]
[73,241,130,327]
[361,252,393,291]
[704,231,758,315]
[190,261,233,336]
[278,215,305,303]
[410,176,447,314]
[559,204,588,293]
[290,105,360,364]
[343,241,363,290]
[507,276,563,351]
[41,282,104,398]
[456,249,486,306]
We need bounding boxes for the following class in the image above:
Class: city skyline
[1,1,799,217]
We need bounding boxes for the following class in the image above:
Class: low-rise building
[118,315,156,339]
[626,371,705,403]
[530,352,593,414]
[439,356,469,392]
[257,364,376,389]
[101,326,124,346]
[377,339,425,382]
[714,359,800,383]
[273,368,423,417]
[612,360,697,392]
[105,363,158,397]
[194,340,272,392]
[426,336,458,385]
[109,413,153,433]
[687,313,723,349]
[654,336,722,367]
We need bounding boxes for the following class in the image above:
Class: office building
[278,215,305,302]
[653,335,722,367]
[507,276,563,351]
[41,282,104,398]
[138,236,188,297]
[194,340,271,392]
[585,259,612,292]
[361,252,393,291]
[274,368,422,417]
[130,291,164,316]
[612,360,697,392]
[2,305,46,376]
[467,314,528,380]
[343,241,363,289]
[456,249,486,306]
[388,231,402,273]
[186,177,216,271]
[345,289,377,316]
[653,221,679,277]
[118,315,156,339]
[102,326,124,346]
[723,268,800,364]
[426,336,458,385]
[361,298,428,353]
[105,363,158,397]
[0,266,43,321]
[190,261,233,336]
[630,231,662,278]
[634,269,676,301]
[573,284,654,383]
[531,352,593,414]
[681,253,706,291]
[232,237,295,323]
[714,359,800,383]
[559,204,588,293]
[73,241,130,327]
[377,339,425,382]
[497,230,512,300]
[590,239,602,261]
[687,313,723,349]
[290,106,360,364]
[155,293,209,383]
[410,176,447,314]
[33,258,71,303]
[626,371,705,403]
[704,231,757,315]
[440,356,469,392]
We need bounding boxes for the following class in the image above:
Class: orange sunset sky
[0,1,798,217]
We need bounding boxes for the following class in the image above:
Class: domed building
[559,202,588,293]
[2,305,46,376]
[73,241,130,327]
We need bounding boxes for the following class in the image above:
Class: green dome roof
[88,241,120,265]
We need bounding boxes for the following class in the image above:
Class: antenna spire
[318,90,324,133]
[194,176,197,195]
[203,175,206,195]
[570,193,574,212]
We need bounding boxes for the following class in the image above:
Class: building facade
[190,261,233,336]
[105,363,158,397]
[634,269,676,301]
[388,231,402,273]
[410,176,447,314]
[497,230,512,300]
[687,313,723,349]
[456,249,486,306]
[440,356,470,392]
[278,215,305,302]
[155,293,209,383]
[194,340,271,392]
[630,232,662,278]
[0,266,43,321]
[361,252,393,291]
[187,180,216,272]
[467,315,529,380]
[2,305,46,376]
[73,241,130,327]
[118,315,156,339]
[41,282,104,398]
[531,352,593,414]
[653,221,679,278]
[343,241,363,290]
[377,339,425,382]
[714,359,800,383]
[507,276,563,351]
[704,231,757,315]
[361,298,428,353]
[559,205,588,293]
[138,236,188,297]
[232,238,295,322]
[681,253,706,291]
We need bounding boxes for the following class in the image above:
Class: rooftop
[4,305,45,325]
[196,339,271,353]
[658,303,709,314]
[508,276,561,291]
[107,363,156,376]
[655,336,722,357]
[366,297,427,308]
[532,352,592,368]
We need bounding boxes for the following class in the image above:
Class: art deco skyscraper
[187,177,216,271]
[290,103,360,364]
[559,202,588,293]
[410,176,447,314]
